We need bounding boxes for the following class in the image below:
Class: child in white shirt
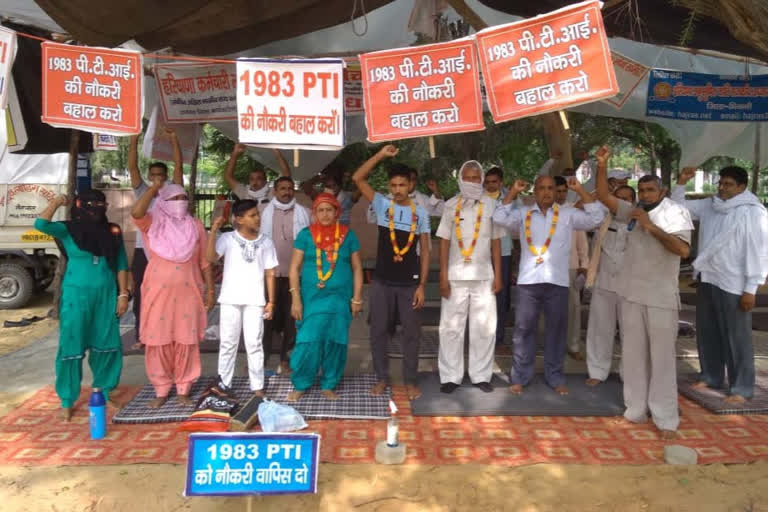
[207,199,277,397]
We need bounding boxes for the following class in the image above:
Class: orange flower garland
[525,204,559,265]
[315,222,341,288]
[455,198,483,263]
[389,199,417,262]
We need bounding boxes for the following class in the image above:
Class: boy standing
[207,200,278,397]
[353,145,431,401]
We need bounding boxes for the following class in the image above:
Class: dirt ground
[0,291,56,356]
[1,461,767,512]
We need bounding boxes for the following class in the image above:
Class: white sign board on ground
[236,58,345,149]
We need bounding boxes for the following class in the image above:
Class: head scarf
[146,184,199,263]
[64,189,123,272]
[458,160,485,201]
[309,193,349,252]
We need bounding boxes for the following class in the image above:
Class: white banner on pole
[236,58,345,149]
[142,105,201,165]
[154,62,238,123]
[604,51,649,110]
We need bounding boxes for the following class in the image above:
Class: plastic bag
[257,399,308,432]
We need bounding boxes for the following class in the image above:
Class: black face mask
[638,199,663,212]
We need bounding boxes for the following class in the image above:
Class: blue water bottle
[89,388,106,440]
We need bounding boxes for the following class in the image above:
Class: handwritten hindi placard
[475,0,618,123]
[604,51,648,109]
[41,42,143,135]
[236,58,344,149]
[93,133,119,151]
[155,63,237,123]
[0,27,17,110]
[185,432,319,496]
[343,58,364,116]
[359,38,484,142]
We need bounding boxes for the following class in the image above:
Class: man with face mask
[225,144,291,209]
[595,146,693,439]
[673,166,768,404]
[494,174,603,396]
[258,171,311,375]
[436,161,503,394]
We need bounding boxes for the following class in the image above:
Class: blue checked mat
[113,373,389,424]
[678,371,768,415]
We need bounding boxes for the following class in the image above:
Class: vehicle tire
[0,263,35,310]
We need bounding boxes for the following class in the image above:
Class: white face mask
[459,179,484,201]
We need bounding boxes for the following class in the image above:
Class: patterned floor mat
[112,374,389,424]
[678,371,768,415]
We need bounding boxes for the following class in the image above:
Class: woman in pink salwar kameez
[132,183,215,407]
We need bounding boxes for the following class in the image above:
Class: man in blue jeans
[493,175,603,395]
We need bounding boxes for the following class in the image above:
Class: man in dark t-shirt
[353,145,431,400]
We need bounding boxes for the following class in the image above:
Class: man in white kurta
[673,166,768,402]
[594,147,693,437]
[585,185,635,385]
[436,161,503,393]
[493,176,604,395]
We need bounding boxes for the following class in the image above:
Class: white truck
[0,152,68,309]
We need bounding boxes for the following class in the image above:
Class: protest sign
[475,0,618,123]
[343,58,364,115]
[142,105,201,164]
[359,38,484,142]
[41,42,143,135]
[93,133,119,151]
[236,58,344,149]
[604,52,648,109]
[155,63,237,123]
[5,77,27,152]
[647,69,768,122]
[0,27,17,110]
[185,432,319,496]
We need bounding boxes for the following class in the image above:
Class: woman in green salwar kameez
[35,191,130,421]
[287,193,363,401]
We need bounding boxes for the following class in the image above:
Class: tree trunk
[51,129,80,319]
[660,156,674,190]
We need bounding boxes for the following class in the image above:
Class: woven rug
[113,374,389,424]
[3,385,768,467]
[678,372,768,415]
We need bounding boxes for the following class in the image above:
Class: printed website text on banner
[155,63,237,123]
[41,42,143,135]
[0,26,17,110]
[236,58,345,150]
[646,69,768,122]
[359,38,484,142]
[475,0,618,123]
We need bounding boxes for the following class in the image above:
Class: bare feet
[61,407,73,422]
[585,378,602,387]
[406,385,422,400]
[177,395,195,407]
[287,390,305,401]
[554,385,569,396]
[509,384,523,395]
[252,389,266,398]
[107,397,122,409]
[321,389,339,400]
[148,396,168,408]
[130,342,143,351]
[370,381,388,396]
[660,430,677,440]
[724,394,747,404]
[279,361,292,375]
[567,350,585,361]
[691,381,712,390]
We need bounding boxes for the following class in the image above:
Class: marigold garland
[315,222,341,288]
[389,199,417,262]
[525,204,559,264]
[455,198,483,263]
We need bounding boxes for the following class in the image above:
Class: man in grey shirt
[128,128,183,341]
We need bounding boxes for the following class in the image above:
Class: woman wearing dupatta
[132,183,215,407]
[287,193,363,401]
[35,190,130,421]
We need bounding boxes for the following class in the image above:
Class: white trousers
[438,280,496,385]
[567,269,582,353]
[586,287,621,381]
[619,299,679,431]
[218,304,265,391]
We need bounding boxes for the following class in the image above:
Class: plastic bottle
[386,416,399,447]
[89,388,106,440]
